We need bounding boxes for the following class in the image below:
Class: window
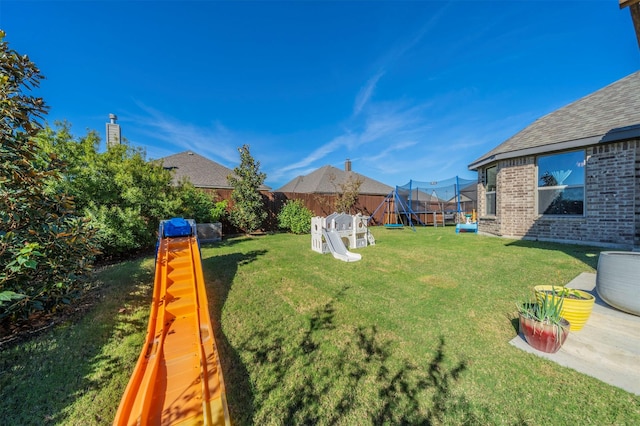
[485,166,497,216]
[537,151,585,215]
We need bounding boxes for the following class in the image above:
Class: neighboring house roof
[159,151,271,191]
[469,71,640,170]
[275,165,393,195]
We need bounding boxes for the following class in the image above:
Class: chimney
[345,158,352,172]
[106,113,121,148]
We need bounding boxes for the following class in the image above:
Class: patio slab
[509,272,640,395]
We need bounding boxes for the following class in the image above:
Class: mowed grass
[2,227,640,424]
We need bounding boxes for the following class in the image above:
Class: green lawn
[1,227,639,425]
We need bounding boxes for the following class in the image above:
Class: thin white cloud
[367,140,418,163]
[278,100,432,183]
[128,102,241,163]
[353,70,385,117]
[375,2,450,69]
[280,6,448,178]
[279,133,355,173]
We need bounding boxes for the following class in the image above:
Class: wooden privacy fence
[267,192,387,222]
[201,189,388,232]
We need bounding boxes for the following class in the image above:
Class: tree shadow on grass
[201,249,267,425]
[231,286,493,425]
[0,258,155,425]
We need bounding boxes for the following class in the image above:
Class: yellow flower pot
[534,285,595,331]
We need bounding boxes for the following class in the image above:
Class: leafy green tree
[278,199,313,234]
[36,123,178,256]
[0,31,98,320]
[36,122,235,255]
[227,144,267,233]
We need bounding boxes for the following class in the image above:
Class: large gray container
[596,251,640,317]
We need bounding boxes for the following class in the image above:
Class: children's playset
[311,213,375,262]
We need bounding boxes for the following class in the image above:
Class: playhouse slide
[322,229,362,262]
[113,219,231,426]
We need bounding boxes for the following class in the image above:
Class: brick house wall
[499,157,536,237]
[636,141,640,249]
[478,140,639,250]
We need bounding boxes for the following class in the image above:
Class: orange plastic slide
[113,222,230,425]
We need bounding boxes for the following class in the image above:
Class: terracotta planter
[596,251,640,316]
[519,314,570,353]
[534,285,595,331]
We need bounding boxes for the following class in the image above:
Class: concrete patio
[510,272,640,395]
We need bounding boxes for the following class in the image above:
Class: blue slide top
[163,217,193,238]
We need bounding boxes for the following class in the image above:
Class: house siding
[478,140,639,250]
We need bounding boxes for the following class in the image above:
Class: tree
[0,31,98,320]
[227,144,267,233]
[333,174,364,214]
[36,122,186,257]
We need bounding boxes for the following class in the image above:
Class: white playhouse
[311,213,375,262]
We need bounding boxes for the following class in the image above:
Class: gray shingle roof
[469,71,640,170]
[275,165,393,195]
[159,151,271,190]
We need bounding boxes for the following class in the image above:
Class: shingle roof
[275,165,393,195]
[469,71,640,170]
[159,151,271,190]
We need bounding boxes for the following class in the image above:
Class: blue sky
[2,1,638,189]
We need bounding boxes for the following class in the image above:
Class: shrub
[278,200,313,234]
[172,182,217,224]
[37,124,178,257]
[0,31,98,320]
[171,184,228,224]
[210,200,229,223]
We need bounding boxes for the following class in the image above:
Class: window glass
[537,151,585,215]
[486,166,497,192]
[485,166,497,216]
[486,192,496,216]
[538,151,585,187]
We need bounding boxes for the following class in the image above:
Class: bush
[172,182,215,223]
[37,123,235,257]
[37,124,178,257]
[0,31,98,320]
[210,200,229,223]
[278,200,313,234]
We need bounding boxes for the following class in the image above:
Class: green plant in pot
[517,289,570,353]
[534,285,594,331]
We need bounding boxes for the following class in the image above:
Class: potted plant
[534,285,595,331]
[517,289,570,353]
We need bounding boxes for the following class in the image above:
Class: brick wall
[583,141,637,247]
[636,141,640,249]
[478,140,639,249]
[498,157,536,237]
